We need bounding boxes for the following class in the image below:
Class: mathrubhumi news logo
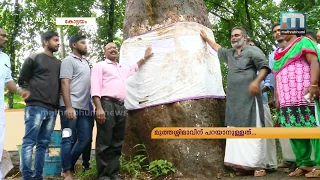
[280,12,306,35]
[56,17,96,26]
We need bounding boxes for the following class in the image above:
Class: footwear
[305,168,320,178]
[254,170,266,177]
[288,168,308,177]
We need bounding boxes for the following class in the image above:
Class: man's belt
[101,96,124,105]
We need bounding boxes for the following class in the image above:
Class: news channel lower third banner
[280,11,306,35]
[151,127,320,139]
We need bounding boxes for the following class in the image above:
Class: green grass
[4,94,24,103]
[4,94,26,109]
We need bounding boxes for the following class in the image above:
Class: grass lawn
[4,94,26,109]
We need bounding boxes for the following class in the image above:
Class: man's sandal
[254,170,266,177]
[288,168,308,177]
[305,168,320,178]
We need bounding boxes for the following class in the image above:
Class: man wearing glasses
[0,26,29,179]
[91,43,153,180]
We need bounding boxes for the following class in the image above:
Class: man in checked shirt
[91,42,153,180]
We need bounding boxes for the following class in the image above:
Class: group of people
[201,25,320,177]
[0,26,153,180]
[0,21,320,179]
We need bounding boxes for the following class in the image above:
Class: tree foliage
[94,0,126,61]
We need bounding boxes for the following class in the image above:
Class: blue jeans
[72,112,94,169]
[59,107,92,172]
[80,114,94,169]
[20,106,57,180]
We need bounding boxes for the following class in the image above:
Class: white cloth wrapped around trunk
[119,22,226,110]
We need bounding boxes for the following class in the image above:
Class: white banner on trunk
[119,22,226,110]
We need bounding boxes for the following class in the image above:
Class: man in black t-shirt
[18,30,61,180]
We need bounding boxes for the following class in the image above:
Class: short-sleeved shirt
[218,46,270,127]
[259,72,273,104]
[90,59,138,100]
[0,51,13,125]
[59,53,91,111]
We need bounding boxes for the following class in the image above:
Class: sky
[274,0,282,5]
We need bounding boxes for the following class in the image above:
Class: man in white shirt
[0,26,29,179]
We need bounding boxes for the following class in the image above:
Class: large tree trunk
[122,0,227,178]
[123,0,212,40]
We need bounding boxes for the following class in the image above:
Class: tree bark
[122,0,227,178]
[123,0,211,40]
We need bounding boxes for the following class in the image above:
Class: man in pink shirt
[91,42,153,180]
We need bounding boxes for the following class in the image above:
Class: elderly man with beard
[91,43,153,180]
[201,27,270,177]
[59,34,92,180]
[18,30,61,180]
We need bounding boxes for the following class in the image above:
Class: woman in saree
[274,34,320,178]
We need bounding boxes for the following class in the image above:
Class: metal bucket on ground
[43,130,62,177]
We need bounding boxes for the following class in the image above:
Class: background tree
[94,0,126,61]
[22,0,96,59]
[1,0,23,108]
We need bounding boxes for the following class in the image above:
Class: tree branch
[210,1,235,16]
[209,10,230,22]
[244,0,253,33]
